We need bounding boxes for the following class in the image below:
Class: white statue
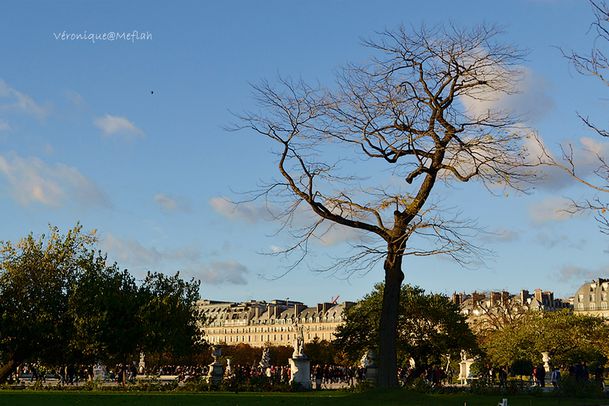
[138,353,146,374]
[292,321,305,358]
[360,350,377,368]
[225,358,232,377]
[460,350,468,362]
[259,346,271,369]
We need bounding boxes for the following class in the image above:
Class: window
[589,303,596,310]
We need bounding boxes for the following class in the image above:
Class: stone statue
[138,352,146,374]
[360,350,377,368]
[460,349,467,362]
[292,321,305,358]
[208,345,224,386]
[288,321,311,389]
[211,346,222,363]
[259,346,271,369]
[225,358,232,377]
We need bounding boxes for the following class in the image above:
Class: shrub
[558,376,604,398]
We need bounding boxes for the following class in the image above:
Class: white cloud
[195,261,249,285]
[101,233,247,285]
[211,197,365,247]
[269,245,283,253]
[94,114,143,138]
[0,153,108,207]
[316,223,364,246]
[524,134,609,191]
[210,197,273,223]
[101,233,201,267]
[102,234,164,266]
[460,67,553,124]
[529,196,576,223]
[522,134,574,190]
[558,265,607,283]
[154,193,191,213]
[0,79,50,119]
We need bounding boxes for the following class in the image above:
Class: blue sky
[1,0,608,304]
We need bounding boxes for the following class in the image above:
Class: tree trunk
[0,357,20,384]
[376,249,404,389]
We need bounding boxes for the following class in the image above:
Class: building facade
[573,278,609,318]
[453,288,571,332]
[199,299,353,347]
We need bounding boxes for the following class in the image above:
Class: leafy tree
[138,271,204,360]
[222,344,262,366]
[268,345,293,366]
[237,25,533,387]
[335,284,477,373]
[0,225,96,382]
[67,260,142,365]
[483,310,609,370]
[0,225,204,383]
[304,338,335,365]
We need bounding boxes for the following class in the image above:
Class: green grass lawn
[0,390,606,406]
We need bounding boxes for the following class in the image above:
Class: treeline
[0,225,203,383]
[334,283,609,381]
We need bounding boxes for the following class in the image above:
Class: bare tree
[235,25,532,388]
[538,1,609,232]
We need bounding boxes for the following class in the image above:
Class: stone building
[199,299,354,346]
[573,278,609,318]
[453,288,571,332]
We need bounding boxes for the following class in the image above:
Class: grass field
[0,390,606,406]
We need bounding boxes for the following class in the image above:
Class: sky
[0,0,608,304]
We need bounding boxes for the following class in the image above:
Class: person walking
[551,366,561,388]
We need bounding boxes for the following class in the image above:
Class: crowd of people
[7,359,608,391]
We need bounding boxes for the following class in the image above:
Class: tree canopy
[483,310,609,370]
[0,225,203,383]
[335,283,477,371]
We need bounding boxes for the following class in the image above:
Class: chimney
[490,291,501,306]
[520,290,529,304]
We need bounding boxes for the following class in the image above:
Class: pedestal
[138,353,146,374]
[92,364,106,381]
[459,359,475,385]
[365,366,378,384]
[289,356,311,390]
[207,362,224,386]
